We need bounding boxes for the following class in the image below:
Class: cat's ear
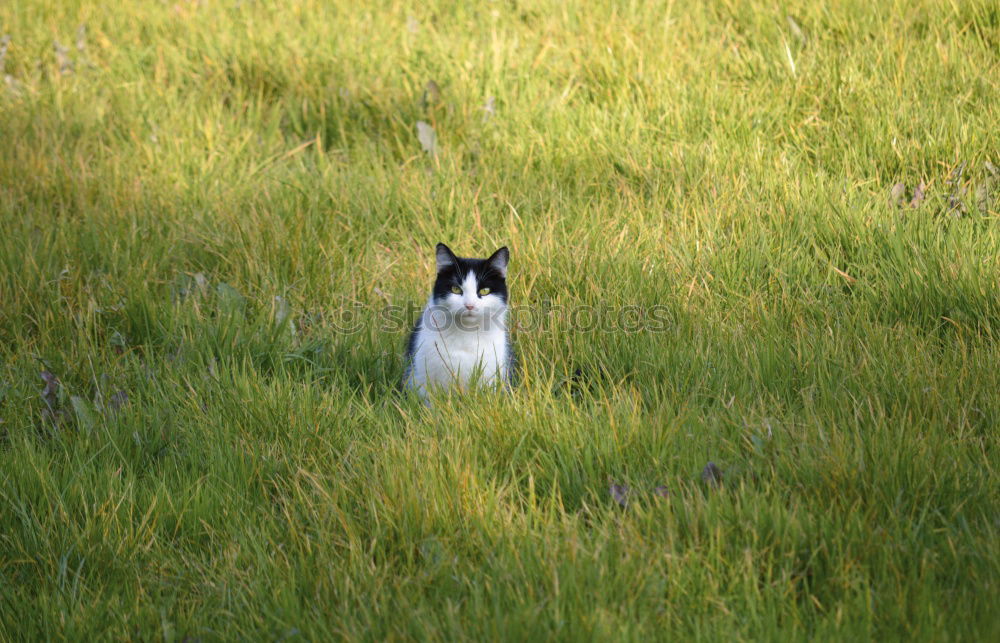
[486,246,509,278]
[435,243,458,272]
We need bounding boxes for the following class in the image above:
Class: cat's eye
[478,287,491,296]
[450,286,462,295]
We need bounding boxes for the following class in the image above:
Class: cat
[402,243,515,400]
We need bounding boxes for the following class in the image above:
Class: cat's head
[430,243,509,324]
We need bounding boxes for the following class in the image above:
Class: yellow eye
[478,287,491,296]
[451,286,462,295]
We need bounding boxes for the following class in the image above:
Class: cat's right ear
[435,243,457,272]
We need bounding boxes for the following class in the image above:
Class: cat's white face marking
[437,270,506,327]
[459,271,478,310]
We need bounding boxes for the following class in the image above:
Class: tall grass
[1,0,998,639]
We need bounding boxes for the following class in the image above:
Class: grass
[1,0,998,639]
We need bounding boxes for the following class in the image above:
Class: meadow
[1,0,998,639]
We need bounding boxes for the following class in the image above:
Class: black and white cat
[402,243,515,400]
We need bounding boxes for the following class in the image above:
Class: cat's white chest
[407,324,508,398]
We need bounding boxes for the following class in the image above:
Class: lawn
[1,0,998,639]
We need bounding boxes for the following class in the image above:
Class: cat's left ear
[486,246,509,278]
[435,243,458,272]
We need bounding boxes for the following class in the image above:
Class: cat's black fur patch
[403,316,422,364]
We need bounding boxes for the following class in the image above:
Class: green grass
[1,0,999,639]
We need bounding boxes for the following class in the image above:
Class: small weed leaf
[40,371,59,411]
[609,483,630,508]
[947,187,968,216]
[909,181,927,208]
[786,15,807,43]
[701,462,723,488]
[947,162,966,188]
[416,121,437,157]
[889,182,905,207]
[272,295,295,336]
[170,274,192,302]
[216,282,245,314]
[418,538,445,566]
[38,370,67,431]
[108,389,129,413]
[70,396,98,434]
[76,24,86,53]
[0,35,9,75]
[422,80,441,109]
[53,40,73,75]
[975,175,998,212]
[946,162,968,216]
[109,330,128,354]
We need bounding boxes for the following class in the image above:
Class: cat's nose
[464,304,475,311]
